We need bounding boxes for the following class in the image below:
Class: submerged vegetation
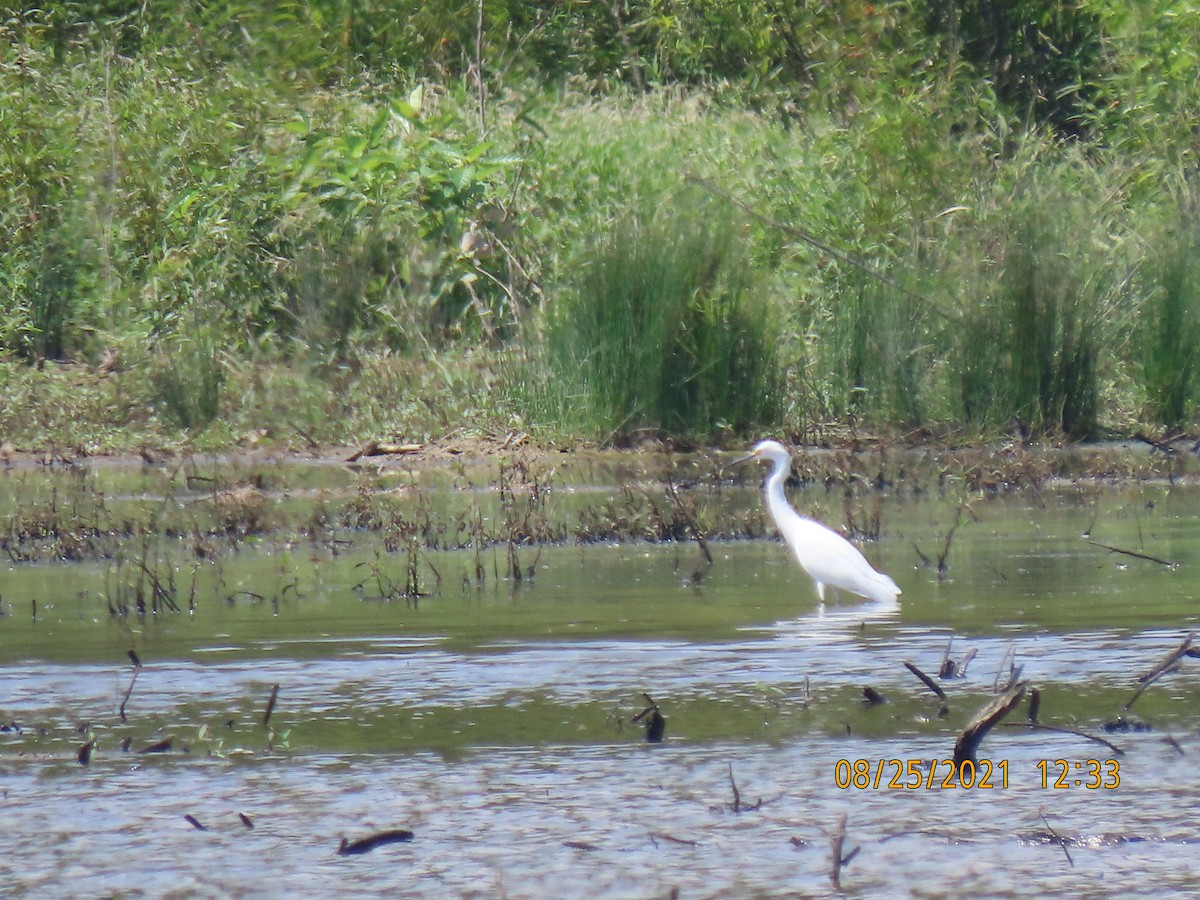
[2,2,1200,450]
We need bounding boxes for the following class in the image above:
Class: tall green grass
[1140,186,1200,431]
[525,195,781,442]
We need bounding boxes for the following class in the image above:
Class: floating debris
[184,814,207,831]
[78,739,95,766]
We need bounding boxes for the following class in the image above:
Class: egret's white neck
[765,457,792,515]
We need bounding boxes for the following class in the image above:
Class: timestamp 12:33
[833,758,1121,790]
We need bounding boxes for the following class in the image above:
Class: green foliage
[277,86,518,355]
[925,0,1106,135]
[5,1,1200,448]
[528,195,781,442]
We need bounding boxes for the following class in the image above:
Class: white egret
[734,439,901,604]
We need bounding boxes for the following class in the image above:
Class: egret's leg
[815,581,826,603]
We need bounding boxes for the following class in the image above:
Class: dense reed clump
[1138,184,1200,432]
[525,196,781,443]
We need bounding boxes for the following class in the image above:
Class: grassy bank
[2,3,1199,453]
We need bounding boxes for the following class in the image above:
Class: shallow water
[3,457,1200,896]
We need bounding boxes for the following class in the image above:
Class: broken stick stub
[953,681,1027,767]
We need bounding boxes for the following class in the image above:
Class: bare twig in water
[184,814,208,831]
[1028,688,1041,724]
[829,812,859,891]
[993,643,1023,693]
[904,661,947,700]
[938,638,954,677]
[1126,631,1196,710]
[954,681,1027,767]
[862,686,886,705]
[649,831,700,847]
[337,829,415,855]
[78,738,95,766]
[664,475,713,566]
[263,684,280,727]
[721,763,773,813]
[1038,810,1074,868]
[1085,539,1176,567]
[957,648,978,677]
[119,663,140,723]
[239,812,255,829]
[1001,721,1125,757]
[936,499,973,578]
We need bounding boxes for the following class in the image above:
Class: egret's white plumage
[737,440,901,604]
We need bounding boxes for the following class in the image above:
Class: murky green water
[3,453,1200,895]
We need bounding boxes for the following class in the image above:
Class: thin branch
[1085,539,1175,567]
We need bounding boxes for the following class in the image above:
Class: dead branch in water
[720,763,777,814]
[862,686,886,705]
[263,683,280,727]
[828,812,859,892]
[939,638,977,679]
[119,659,140,723]
[1038,810,1074,868]
[337,829,414,855]
[664,474,713,566]
[1125,631,1198,710]
[1085,539,1175,567]
[632,693,666,743]
[993,643,1023,693]
[1002,721,1125,757]
[936,499,973,578]
[954,681,1027,767]
[903,660,946,700]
